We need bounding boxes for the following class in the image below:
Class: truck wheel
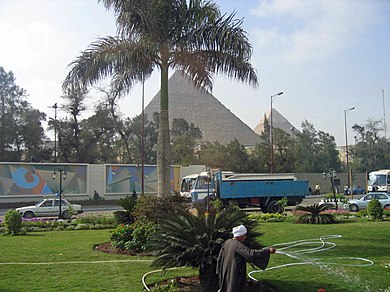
[267,200,284,214]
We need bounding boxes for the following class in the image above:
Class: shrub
[124,223,156,252]
[367,199,383,221]
[3,210,23,235]
[72,214,116,226]
[356,210,368,218]
[295,203,336,224]
[324,193,348,203]
[110,225,134,249]
[134,194,187,224]
[150,205,263,292]
[114,195,137,224]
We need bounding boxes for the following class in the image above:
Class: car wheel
[23,211,34,219]
[384,204,390,210]
[267,200,284,214]
[349,204,359,212]
[62,210,71,219]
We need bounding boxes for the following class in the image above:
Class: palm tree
[150,205,263,292]
[63,0,258,196]
[295,203,336,224]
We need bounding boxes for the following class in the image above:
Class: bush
[110,225,134,249]
[124,223,156,252]
[295,204,336,224]
[3,210,23,235]
[324,193,348,203]
[114,196,137,224]
[72,214,116,225]
[134,194,187,224]
[367,199,383,221]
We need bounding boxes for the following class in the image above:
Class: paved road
[0,194,364,219]
[0,205,123,218]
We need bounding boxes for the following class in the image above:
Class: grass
[254,221,390,292]
[0,221,389,291]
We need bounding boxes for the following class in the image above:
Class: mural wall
[0,163,203,202]
[0,163,87,198]
[105,164,181,194]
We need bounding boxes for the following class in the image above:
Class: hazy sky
[0,0,389,146]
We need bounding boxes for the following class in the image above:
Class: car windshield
[369,174,387,186]
[35,200,45,206]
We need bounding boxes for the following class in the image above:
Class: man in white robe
[216,225,276,292]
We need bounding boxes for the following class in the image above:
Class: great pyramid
[144,71,262,146]
[253,108,299,136]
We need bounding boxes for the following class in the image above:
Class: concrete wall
[0,161,367,203]
[294,173,367,194]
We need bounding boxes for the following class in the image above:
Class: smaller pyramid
[253,108,299,136]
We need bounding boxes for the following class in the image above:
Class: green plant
[150,205,263,292]
[295,203,336,224]
[276,197,289,208]
[114,195,137,224]
[150,279,178,292]
[110,225,134,249]
[66,203,75,218]
[124,223,156,253]
[324,193,348,203]
[3,209,23,235]
[367,199,383,221]
[134,194,187,224]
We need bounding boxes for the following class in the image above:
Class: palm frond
[295,203,336,224]
[151,204,263,270]
[63,36,156,92]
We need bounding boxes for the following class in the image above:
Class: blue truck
[186,170,309,213]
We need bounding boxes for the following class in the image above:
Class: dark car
[346,186,366,195]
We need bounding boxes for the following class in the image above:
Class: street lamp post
[323,169,338,210]
[52,167,67,218]
[344,107,355,194]
[141,76,145,195]
[49,103,59,162]
[270,92,283,173]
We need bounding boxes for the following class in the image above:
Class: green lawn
[0,221,389,291]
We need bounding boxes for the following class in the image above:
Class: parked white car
[16,198,83,219]
[343,192,390,212]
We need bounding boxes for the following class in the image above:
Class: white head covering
[232,225,247,237]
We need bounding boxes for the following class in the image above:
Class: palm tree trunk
[199,263,219,292]
[157,65,171,196]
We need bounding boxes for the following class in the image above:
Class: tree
[0,66,47,161]
[63,0,258,195]
[56,86,89,162]
[273,128,295,172]
[294,120,341,173]
[171,118,202,164]
[97,87,134,163]
[351,119,390,172]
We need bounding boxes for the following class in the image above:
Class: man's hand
[269,247,276,254]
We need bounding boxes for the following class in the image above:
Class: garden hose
[141,235,374,290]
[248,235,374,281]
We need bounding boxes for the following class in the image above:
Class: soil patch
[94,241,152,256]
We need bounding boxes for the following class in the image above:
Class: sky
[0,0,389,146]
